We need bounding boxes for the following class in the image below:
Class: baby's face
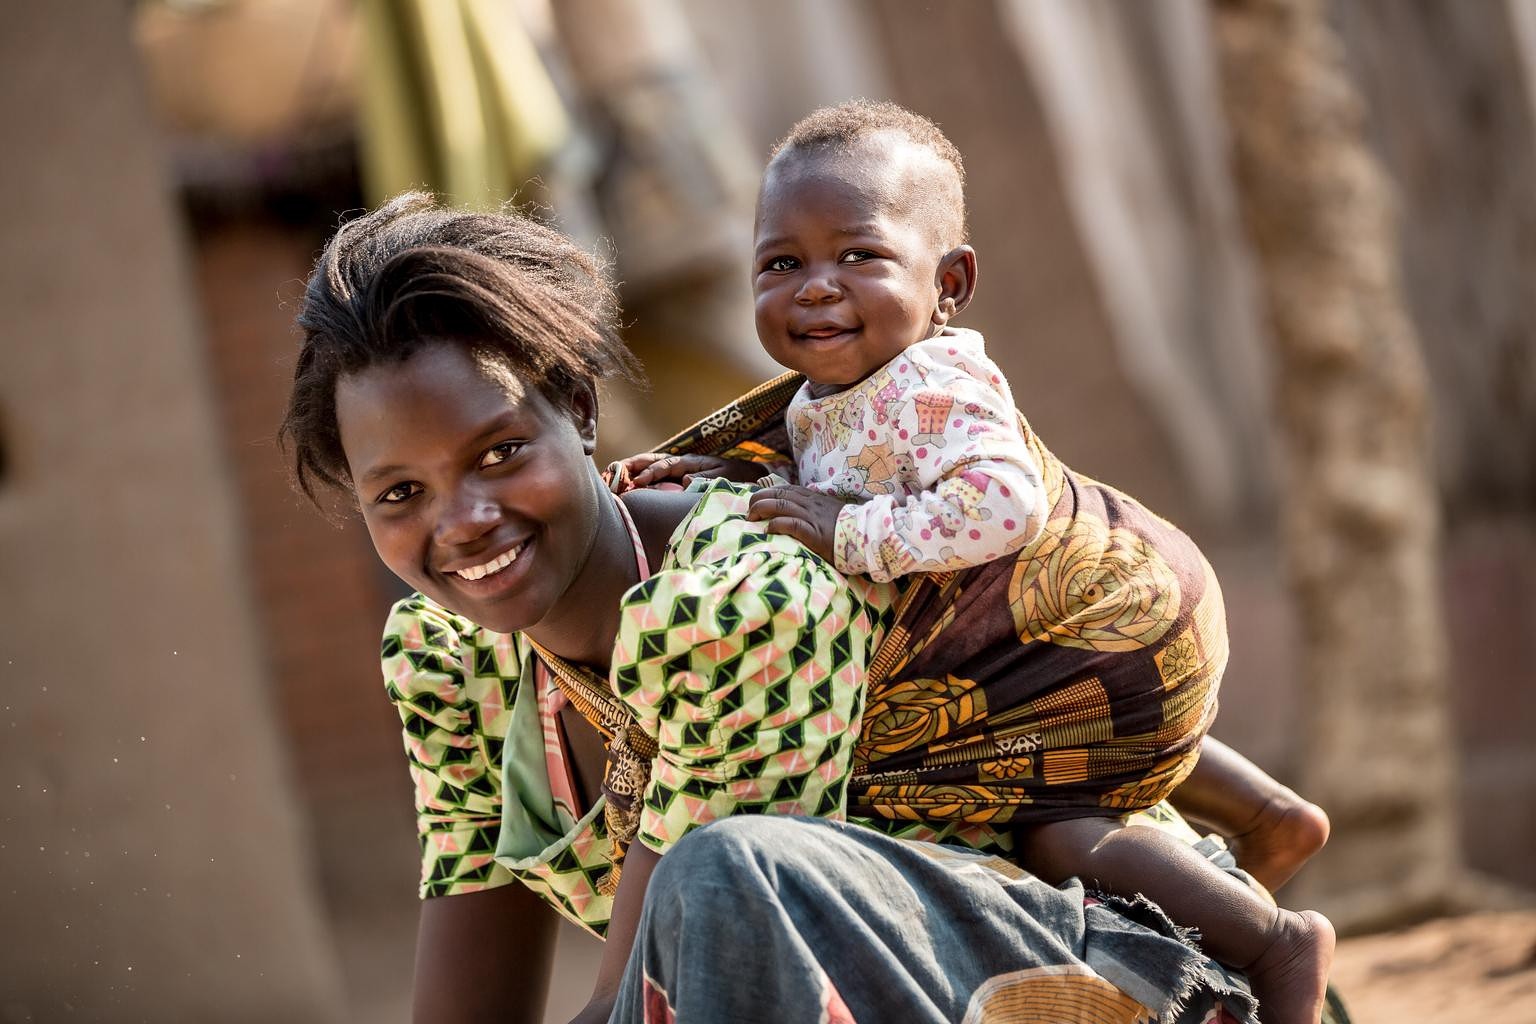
[753,143,945,396]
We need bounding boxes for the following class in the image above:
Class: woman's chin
[438,594,538,636]
[426,564,543,633]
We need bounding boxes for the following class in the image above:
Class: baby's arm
[607,452,765,493]
[837,376,1046,582]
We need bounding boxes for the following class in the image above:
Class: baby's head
[281,191,639,506]
[754,100,975,394]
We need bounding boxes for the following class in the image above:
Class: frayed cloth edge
[1088,890,1260,1024]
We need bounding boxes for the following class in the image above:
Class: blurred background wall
[1,0,1531,1020]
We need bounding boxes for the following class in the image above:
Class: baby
[622,100,1333,1024]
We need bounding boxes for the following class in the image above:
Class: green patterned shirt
[381,481,900,936]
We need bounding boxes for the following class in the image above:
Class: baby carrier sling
[538,372,1227,891]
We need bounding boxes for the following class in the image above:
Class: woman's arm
[412,883,559,1024]
[566,842,661,1024]
[586,485,892,1016]
[381,598,560,1021]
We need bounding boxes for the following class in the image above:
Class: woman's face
[335,342,602,635]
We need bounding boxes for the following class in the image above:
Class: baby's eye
[480,441,521,468]
[378,482,421,505]
[840,249,877,264]
[763,255,800,272]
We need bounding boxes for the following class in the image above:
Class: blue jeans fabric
[611,816,1257,1023]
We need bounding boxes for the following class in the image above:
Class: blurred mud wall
[1334,0,1536,508]
[0,2,345,1019]
[1211,0,1456,931]
[1329,0,1536,904]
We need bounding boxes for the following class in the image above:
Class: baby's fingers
[746,489,794,521]
[631,454,709,486]
[614,452,667,480]
[684,463,732,480]
[760,514,817,545]
[749,484,809,510]
[761,513,838,562]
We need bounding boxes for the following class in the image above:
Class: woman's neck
[521,475,702,673]
[523,473,639,672]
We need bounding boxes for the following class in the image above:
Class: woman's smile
[442,539,526,583]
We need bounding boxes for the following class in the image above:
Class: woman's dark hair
[280,191,641,504]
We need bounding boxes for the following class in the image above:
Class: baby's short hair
[771,99,965,187]
[770,99,967,243]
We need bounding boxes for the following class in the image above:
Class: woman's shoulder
[617,484,706,573]
[625,479,895,619]
[381,592,529,703]
[384,591,473,646]
[383,592,493,657]
[657,479,804,570]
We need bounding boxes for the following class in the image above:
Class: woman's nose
[434,487,501,546]
[795,269,841,304]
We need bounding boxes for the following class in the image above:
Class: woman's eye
[378,482,420,504]
[841,249,876,264]
[764,255,799,272]
[481,441,521,468]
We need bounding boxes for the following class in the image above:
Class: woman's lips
[442,539,530,597]
[453,542,524,581]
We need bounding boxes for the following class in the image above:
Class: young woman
[281,192,1266,1023]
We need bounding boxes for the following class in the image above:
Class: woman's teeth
[456,546,520,581]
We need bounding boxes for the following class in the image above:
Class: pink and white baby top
[787,326,1047,583]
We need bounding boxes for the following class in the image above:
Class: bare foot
[1248,908,1335,1024]
[1227,795,1330,893]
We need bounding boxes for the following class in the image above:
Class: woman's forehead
[345,343,531,409]
[335,344,544,471]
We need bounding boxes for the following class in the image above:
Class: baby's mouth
[798,324,858,341]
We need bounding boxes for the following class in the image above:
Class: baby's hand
[607,452,766,493]
[746,484,845,563]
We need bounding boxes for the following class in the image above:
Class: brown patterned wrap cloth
[650,372,1226,831]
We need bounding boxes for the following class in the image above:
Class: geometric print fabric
[611,481,896,853]
[383,597,612,935]
[380,483,901,937]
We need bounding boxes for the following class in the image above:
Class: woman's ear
[932,245,978,326]
[572,384,599,455]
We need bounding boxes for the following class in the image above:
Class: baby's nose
[795,272,842,303]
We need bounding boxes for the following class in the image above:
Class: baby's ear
[933,245,978,325]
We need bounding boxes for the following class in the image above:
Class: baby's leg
[1018,817,1334,1024]
[1171,736,1330,893]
